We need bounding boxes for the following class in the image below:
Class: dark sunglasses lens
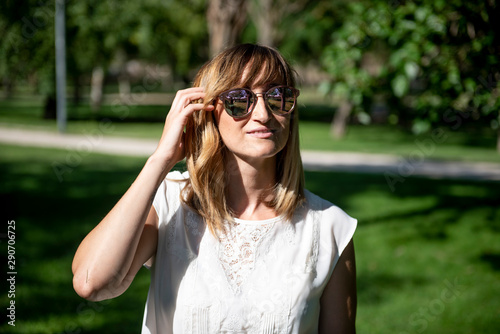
[266,87,296,114]
[223,89,253,117]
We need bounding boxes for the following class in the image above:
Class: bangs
[236,47,296,88]
[215,44,296,91]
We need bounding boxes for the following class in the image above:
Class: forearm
[72,87,210,301]
[72,154,174,300]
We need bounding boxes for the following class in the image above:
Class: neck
[224,153,278,220]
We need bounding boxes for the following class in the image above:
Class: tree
[321,0,500,151]
[0,0,57,115]
[68,0,208,90]
[248,0,308,48]
[206,0,248,56]
[0,0,209,115]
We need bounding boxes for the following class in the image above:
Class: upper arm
[319,238,357,334]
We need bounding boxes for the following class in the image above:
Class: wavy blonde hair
[182,44,304,235]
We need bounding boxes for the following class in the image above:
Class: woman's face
[214,83,291,165]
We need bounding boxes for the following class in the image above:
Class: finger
[180,103,214,116]
[172,87,205,105]
[171,88,206,110]
[181,91,209,107]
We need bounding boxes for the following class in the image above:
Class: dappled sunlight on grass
[299,122,500,162]
[1,145,499,333]
[304,170,500,333]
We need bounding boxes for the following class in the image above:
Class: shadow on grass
[1,145,499,333]
[356,272,430,305]
[480,252,500,272]
[304,170,500,236]
[304,170,500,315]
[0,147,150,334]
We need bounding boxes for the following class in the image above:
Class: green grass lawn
[299,121,500,163]
[1,94,500,162]
[0,144,499,333]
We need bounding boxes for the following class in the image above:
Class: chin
[241,146,284,160]
[225,137,287,162]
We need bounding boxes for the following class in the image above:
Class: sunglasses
[218,85,300,118]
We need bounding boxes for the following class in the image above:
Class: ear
[211,100,222,127]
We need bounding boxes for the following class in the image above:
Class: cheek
[214,105,230,135]
[214,104,241,143]
[279,117,291,141]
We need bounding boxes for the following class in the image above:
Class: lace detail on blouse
[218,219,277,294]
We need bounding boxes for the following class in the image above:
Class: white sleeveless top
[142,171,357,334]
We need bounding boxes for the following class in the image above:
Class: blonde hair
[182,44,304,235]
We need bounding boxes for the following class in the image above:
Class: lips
[247,127,275,138]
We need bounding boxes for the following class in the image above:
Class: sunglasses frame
[218,85,300,118]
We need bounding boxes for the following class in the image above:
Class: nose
[251,93,272,122]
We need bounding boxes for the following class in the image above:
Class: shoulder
[165,170,190,183]
[304,189,357,253]
[158,170,190,193]
[153,170,190,217]
[304,190,356,224]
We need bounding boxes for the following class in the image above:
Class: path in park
[1,126,500,182]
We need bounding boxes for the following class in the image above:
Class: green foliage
[1,0,498,138]
[66,0,208,79]
[0,1,56,94]
[321,0,500,134]
[278,1,346,64]
[0,0,208,93]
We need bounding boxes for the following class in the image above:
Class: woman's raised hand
[153,87,214,166]
[72,87,214,301]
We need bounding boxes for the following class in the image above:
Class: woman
[72,44,357,333]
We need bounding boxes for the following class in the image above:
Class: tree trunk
[43,95,57,119]
[249,0,307,48]
[118,75,130,103]
[2,77,14,99]
[207,0,248,56]
[330,100,352,139]
[252,0,275,46]
[115,49,131,103]
[90,66,104,112]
